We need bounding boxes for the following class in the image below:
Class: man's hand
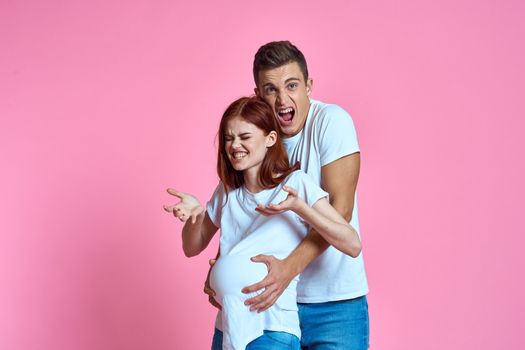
[164,188,204,224]
[242,254,295,312]
[204,258,221,310]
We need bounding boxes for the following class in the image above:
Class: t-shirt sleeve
[206,182,226,228]
[288,171,329,207]
[317,105,360,167]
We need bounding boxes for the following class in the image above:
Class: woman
[164,96,361,350]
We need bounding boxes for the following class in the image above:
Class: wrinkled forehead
[224,116,259,135]
[257,62,306,87]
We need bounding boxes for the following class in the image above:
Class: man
[209,41,370,349]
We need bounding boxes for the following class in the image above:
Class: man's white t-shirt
[207,170,328,350]
[282,99,369,303]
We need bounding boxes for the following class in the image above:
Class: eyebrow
[225,132,252,137]
[262,77,301,88]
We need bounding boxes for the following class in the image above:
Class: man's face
[255,62,312,138]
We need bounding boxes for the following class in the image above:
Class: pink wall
[1,0,524,349]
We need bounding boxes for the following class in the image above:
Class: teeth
[233,152,247,159]
[279,107,293,114]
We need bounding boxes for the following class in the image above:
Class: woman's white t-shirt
[206,170,328,350]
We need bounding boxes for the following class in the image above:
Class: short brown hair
[217,96,300,191]
[253,41,309,86]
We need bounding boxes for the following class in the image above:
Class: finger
[242,276,271,294]
[209,295,222,310]
[267,203,286,211]
[203,284,216,296]
[209,259,216,267]
[255,207,277,215]
[250,254,273,264]
[172,210,185,219]
[167,188,185,199]
[263,204,285,212]
[244,287,276,309]
[175,212,188,222]
[255,207,271,216]
[163,204,175,212]
[253,292,279,312]
[282,185,298,196]
[255,206,284,216]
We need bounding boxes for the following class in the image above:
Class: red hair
[217,96,299,191]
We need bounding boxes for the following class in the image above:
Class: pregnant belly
[209,254,268,303]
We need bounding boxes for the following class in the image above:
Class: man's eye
[241,136,250,140]
[288,83,298,89]
[265,87,276,94]
[225,137,233,141]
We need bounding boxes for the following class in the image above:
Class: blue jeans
[298,296,369,350]
[211,329,300,350]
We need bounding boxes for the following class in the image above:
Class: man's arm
[242,152,360,312]
[322,152,360,222]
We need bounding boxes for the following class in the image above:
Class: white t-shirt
[207,170,328,350]
[282,99,369,303]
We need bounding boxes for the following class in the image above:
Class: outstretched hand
[241,254,295,312]
[164,188,204,224]
[255,185,304,216]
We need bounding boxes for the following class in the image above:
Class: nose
[276,90,288,105]
[231,137,241,149]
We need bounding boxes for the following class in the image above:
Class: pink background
[1,0,524,349]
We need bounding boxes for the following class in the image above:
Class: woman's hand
[255,186,306,216]
[203,258,222,310]
[164,189,204,224]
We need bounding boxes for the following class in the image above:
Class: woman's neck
[243,168,264,193]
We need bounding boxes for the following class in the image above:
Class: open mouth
[278,107,295,126]
[231,151,247,160]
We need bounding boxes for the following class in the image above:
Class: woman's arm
[164,189,219,257]
[260,186,361,257]
[181,211,218,257]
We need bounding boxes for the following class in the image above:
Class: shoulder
[210,182,238,204]
[308,100,355,138]
[283,169,316,188]
[311,100,353,127]
[283,169,307,182]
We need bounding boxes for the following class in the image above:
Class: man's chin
[280,125,298,138]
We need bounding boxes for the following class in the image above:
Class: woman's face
[224,116,276,175]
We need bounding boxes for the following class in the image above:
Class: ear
[306,78,313,97]
[266,130,277,147]
[254,87,260,97]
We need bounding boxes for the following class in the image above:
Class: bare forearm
[283,229,329,276]
[181,212,207,257]
[295,203,361,257]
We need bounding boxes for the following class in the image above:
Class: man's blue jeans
[298,296,369,349]
[211,330,300,350]
[211,296,369,349]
